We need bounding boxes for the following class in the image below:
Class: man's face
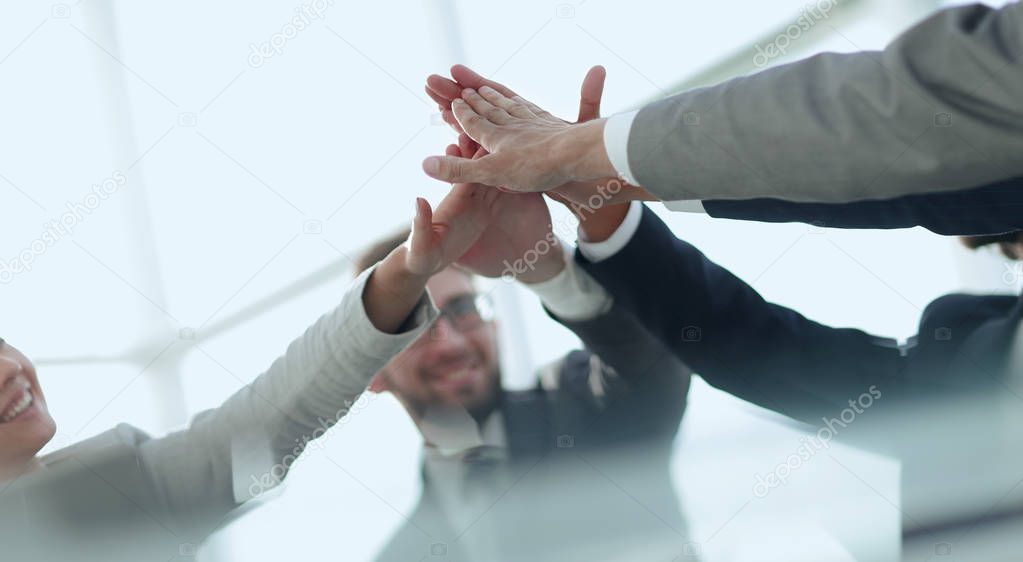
[373,268,501,421]
[0,341,56,478]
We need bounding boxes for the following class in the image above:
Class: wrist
[577,203,631,243]
[381,246,431,292]
[517,244,567,285]
[364,247,431,334]
[553,119,616,183]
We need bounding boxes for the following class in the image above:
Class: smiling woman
[0,337,58,481]
[0,184,511,561]
[0,262,438,560]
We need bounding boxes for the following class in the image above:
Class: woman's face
[0,340,55,477]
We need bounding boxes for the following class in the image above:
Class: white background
[0,0,1018,560]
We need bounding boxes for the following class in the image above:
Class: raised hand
[422,65,651,206]
[446,140,566,284]
[421,66,612,191]
[425,64,605,155]
[403,160,502,278]
[364,158,501,334]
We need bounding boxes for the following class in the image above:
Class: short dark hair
[961,232,1023,260]
[353,227,411,277]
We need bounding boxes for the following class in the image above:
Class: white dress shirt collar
[420,407,507,459]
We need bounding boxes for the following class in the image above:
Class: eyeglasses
[433,293,494,333]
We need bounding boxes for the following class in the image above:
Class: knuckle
[450,158,464,180]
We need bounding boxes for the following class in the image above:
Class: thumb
[422,155,493,185]
[577,65,606,123]
[408,197,434,259]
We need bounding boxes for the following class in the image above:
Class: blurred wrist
[516,242,567,285]
[578,203,631,244]
[384,246,431,289]
[365,247,430,333]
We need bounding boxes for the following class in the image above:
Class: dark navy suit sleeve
[577,205,906,424]
[703,178,1023,236]
[551,304,691,443]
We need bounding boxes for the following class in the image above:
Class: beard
[397,362,502,426]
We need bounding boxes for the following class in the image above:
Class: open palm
[421,139,556,278]
[457,190,553,279]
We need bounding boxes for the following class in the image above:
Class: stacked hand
[419,65,631,282]
[443,139,565,284]
[402,182,496,279]
[398,65,600,279]
[365,177,502,333]
[422,65,652,207]
[403,143,560,284]
[369,65,647,331]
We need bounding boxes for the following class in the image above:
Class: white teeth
[1,389,33,422]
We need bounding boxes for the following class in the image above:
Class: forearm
[364,245,432,334]
[526,238,690,435]
[702,177,1023,236]
[140,265,435,518]
[575,201,632,243]
[521,200,636,321]
[579,206,903,421]
[520,240,613,322]
[627,3,1023,203]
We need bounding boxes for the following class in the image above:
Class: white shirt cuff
[522,242,612,322]
[578,201,643,263]
[663,199,707,213]
[603,110,640,186]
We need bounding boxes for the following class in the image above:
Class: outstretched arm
[438,145,690,440]
[137,184,499,536]
[423,3,1023,204]
[575,203,906,424]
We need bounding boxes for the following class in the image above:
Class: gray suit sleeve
[629,2,1023,203]
[136,265,435,535]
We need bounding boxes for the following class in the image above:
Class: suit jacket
[702,177,1023,236]
[376,304,693,562]
[577,205,1021,428]
[628,2,1023,204]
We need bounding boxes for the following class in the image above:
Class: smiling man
[356,200,692,561]
[0,185,516,562]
